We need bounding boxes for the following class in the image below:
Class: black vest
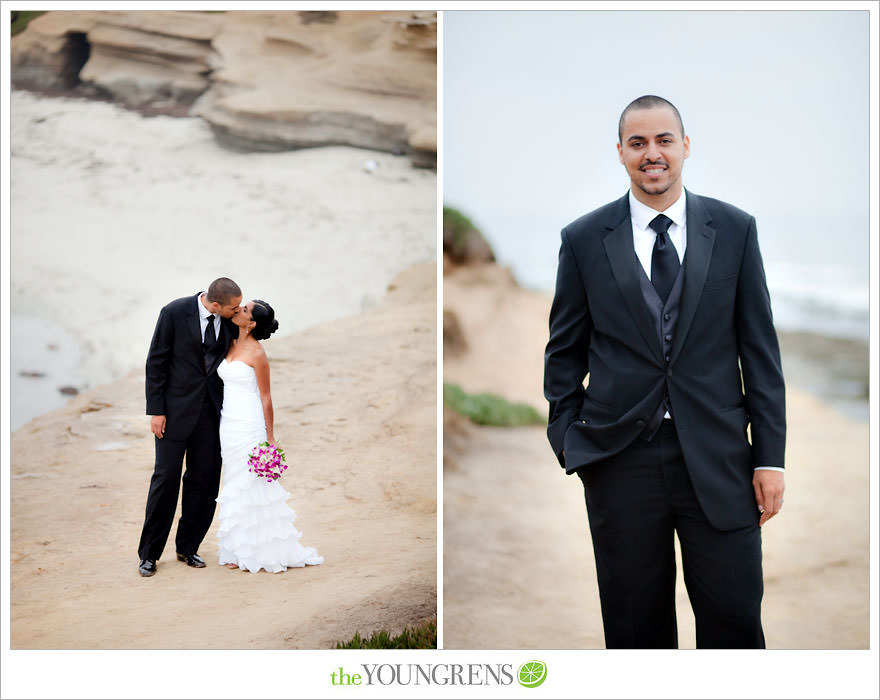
[636,256,684,439]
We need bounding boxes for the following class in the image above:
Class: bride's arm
[254,353,275,444]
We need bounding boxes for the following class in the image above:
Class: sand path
[11,264,436,649]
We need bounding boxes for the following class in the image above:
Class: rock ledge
[11,10,436,166]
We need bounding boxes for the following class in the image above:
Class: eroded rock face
[80,11,221,108]
[10,12,95,91]
[11,10,436,165]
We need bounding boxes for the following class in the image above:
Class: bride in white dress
[215,299,323,573]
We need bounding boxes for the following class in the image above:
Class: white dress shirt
[627,190,782,474]
[629,189,687,279]
[198,293,221,343]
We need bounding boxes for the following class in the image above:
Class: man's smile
[641,165,667,177]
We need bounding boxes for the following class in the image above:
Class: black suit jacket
[544,191,786,530]
[145,293,236,441]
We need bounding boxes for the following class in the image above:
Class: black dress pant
[577,421,765,649]
[137,399,222,560]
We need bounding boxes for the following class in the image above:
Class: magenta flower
[247,441,289,482]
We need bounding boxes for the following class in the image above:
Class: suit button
[664,334,672,342]
[664,313,670,321]
[665,354,670,362]
[636,419,646,428]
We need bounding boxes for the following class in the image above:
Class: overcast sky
[443,9,870,315]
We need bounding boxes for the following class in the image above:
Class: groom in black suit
[544,96,786,647]
[137,278,242,576]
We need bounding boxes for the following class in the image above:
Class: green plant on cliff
[335,620,437,649]
[443,206,476,258]
[443,382,544,427]
[443,205,495,263]
[11,11,46,36]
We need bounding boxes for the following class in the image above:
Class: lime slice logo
[517,660,547,688]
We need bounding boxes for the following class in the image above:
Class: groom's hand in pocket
[150,415,166,439]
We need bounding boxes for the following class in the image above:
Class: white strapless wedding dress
[215,359,323,573]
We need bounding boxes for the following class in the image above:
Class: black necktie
[204,315,216,352]
[649,214,679,303]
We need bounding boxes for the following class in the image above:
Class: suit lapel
[188,294,205,367]
[603,197,664,364]
[669,192,715,365]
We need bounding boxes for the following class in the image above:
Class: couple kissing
[137,278,323,576]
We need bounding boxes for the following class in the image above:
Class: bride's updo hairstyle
[250,300,279,341]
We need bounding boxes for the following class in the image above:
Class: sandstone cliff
[11,10,436,166]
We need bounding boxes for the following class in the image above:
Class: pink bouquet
[247,441,288,482]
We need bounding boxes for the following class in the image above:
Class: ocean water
[764,261,868,341]
[10,316,87,431]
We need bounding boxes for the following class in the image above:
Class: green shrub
[335,620,436,649]
[443,206,476,254]
[443,205,495,262]
[443,382,544,427]
[11,11,46,36]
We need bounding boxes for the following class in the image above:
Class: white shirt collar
[629,189,687,232]
[198,293,214,320]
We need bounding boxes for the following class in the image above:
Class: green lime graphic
[517,660,547,688]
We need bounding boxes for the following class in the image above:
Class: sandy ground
[443,262,869,649]
[10,263,436,649]
[10,90,435,428]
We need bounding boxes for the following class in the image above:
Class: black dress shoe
[177,552,206,568]
[138,559,157,577]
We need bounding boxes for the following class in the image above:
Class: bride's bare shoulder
[249,341,269,365]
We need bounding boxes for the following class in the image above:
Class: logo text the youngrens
[330,664,515,687]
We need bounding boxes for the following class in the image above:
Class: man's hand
[150,415,167,439]
[753,469,785,527]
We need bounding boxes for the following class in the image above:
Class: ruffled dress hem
[215,359,323,574]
